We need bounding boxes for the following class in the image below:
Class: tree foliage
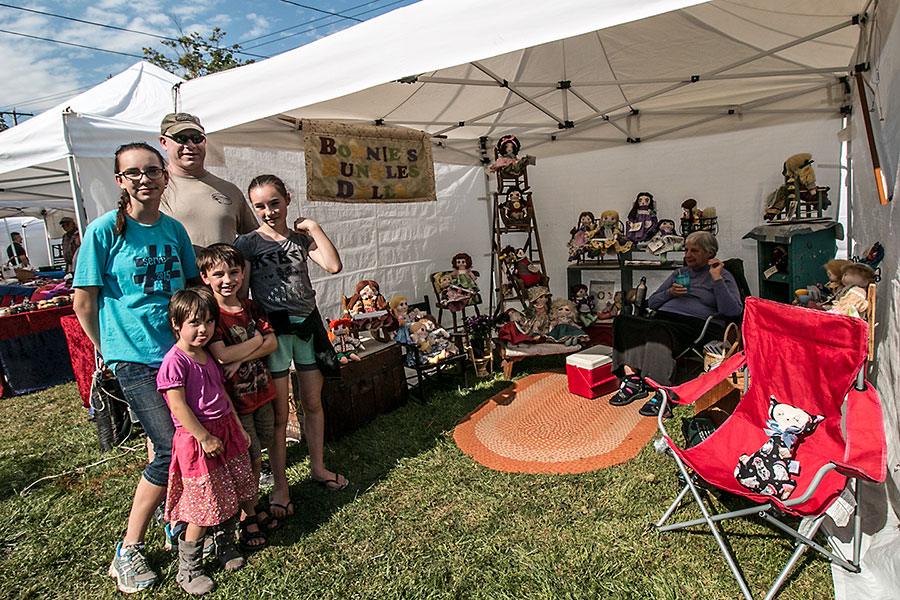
[142,28,253,79]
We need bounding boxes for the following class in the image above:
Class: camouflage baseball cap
[160,112,205,136]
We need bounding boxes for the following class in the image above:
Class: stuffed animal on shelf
[734,396,824,500]
[547,299,588,346]
[571,284,598,327]
[329,318,363,364]
[828,263,876,319]
[625,192,658,244]
[646,218,684,259]
[499,186,532,226]
[765,153,831,221]
[589,210,632,259]
[489,134,536,176]
[568,211,599,262]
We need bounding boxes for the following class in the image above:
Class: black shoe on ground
[609,375,652,406]
[638,391,673,418]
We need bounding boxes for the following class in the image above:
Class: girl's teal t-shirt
[73,211,198,367]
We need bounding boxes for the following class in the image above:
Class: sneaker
[639,391,673,418]
[108,542,158,593]
[609,375,651,406]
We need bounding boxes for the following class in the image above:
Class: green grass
[0,360,833,599]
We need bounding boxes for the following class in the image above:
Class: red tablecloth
[0,305,76,397]
[60,315,94,408]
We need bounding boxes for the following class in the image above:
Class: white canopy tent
[0,0,897,593]
[0,62,184,240]
[174,0,898,596]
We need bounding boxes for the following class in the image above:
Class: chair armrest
[648,351,747,406]
[834,383,887,482]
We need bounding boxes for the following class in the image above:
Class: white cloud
[243,13,272,40]
[0,40,86,112]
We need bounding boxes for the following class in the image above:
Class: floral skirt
[164,414,257,527]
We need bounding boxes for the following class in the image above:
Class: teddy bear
[734,396,824,500]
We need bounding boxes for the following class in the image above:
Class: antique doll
[823,259,852,297]
[625,192,658,244]
[329,318,363,364]
[547,299,587,346]
[500,186,531,223]
[347,280,388,314]
[571,284,598,327]
[508,246,543,288]
[389,295,424,330]
[451,253,480,293]
[568,211,598,261]
[590,210,632,258]
[489,134,535,176]
[828,263,875,319]
[523,286,553,338]
[645,218,684,259]
[681,198,702,230]
[497,308,534,345]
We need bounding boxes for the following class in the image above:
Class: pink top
[157,345,231,426]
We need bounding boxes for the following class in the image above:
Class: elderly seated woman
[609,231,743,416]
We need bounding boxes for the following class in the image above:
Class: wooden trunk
[319,340,408,440]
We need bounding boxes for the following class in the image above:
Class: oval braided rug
[454,371,658,474]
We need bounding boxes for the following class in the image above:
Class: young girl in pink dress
[157,287,261,595]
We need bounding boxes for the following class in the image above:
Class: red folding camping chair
[651,296,886,600]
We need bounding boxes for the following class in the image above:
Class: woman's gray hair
[685,231,718,257]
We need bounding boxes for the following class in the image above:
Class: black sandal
[254,503,280,532]
[238,515,267,552]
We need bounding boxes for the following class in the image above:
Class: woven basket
[14,268,34,282]
[703,322,743,388]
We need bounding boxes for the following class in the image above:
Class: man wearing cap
[159,113,258,250]
[59,216,80,273]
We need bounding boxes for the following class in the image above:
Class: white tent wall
[530,119,843,301]
[208,145,488,320]
[830,0,900,596]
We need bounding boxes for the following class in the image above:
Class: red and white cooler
[566,345,616,399]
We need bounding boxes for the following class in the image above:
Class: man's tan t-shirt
[161,171,258,249]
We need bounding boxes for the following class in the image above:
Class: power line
[1,82,98,111]
[0,2,269,60]
[245,0,412,51]
[0,28,145,58]
[278,0,363,22]
[240,0,382,44]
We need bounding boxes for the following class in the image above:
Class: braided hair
[113,142,166,237]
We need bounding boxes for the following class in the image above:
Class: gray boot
[176,536,215,595]
[213,519,245,572]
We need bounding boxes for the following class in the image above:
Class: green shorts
[268,316,318,377]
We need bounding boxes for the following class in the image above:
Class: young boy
[197,243,280,535]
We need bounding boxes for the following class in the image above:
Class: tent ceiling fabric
[182,0,870,164]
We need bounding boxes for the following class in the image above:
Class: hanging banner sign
[303,119,436,203]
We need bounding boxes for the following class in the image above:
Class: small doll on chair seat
[828,263,875,319]
[734,396,824,500]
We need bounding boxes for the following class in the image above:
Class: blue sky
[0,0,419,125]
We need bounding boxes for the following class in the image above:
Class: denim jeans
[113,362,174,488]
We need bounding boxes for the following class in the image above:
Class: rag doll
[523,286,553,338]
[547,299,587,346]
[765,153,831,220]
[347,280,388,314]
[571,284,598,327]
[451,253,480,295]
[828,263,875,319]
[625,192,658,244]
[329,318,363,364]
[499,186,531,224]
[496,308,534,345]
[489,134,535,176]
[500,245,544,289]
[645,218,684,258]
[568,211,599,261]
[734,396,824,500]
[680,198,702,232]
[589,210,632,258]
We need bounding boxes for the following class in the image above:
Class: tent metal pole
[567,88,631,136]
[41,214,53,269]
[62,111,89,234]
[471,61,565,126]
[432,89,556,137]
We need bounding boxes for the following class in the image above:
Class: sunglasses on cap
[165,132,206,145]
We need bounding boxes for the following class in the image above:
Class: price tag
[763,265,779,279]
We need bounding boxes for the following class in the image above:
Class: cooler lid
[566,345,613,369]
